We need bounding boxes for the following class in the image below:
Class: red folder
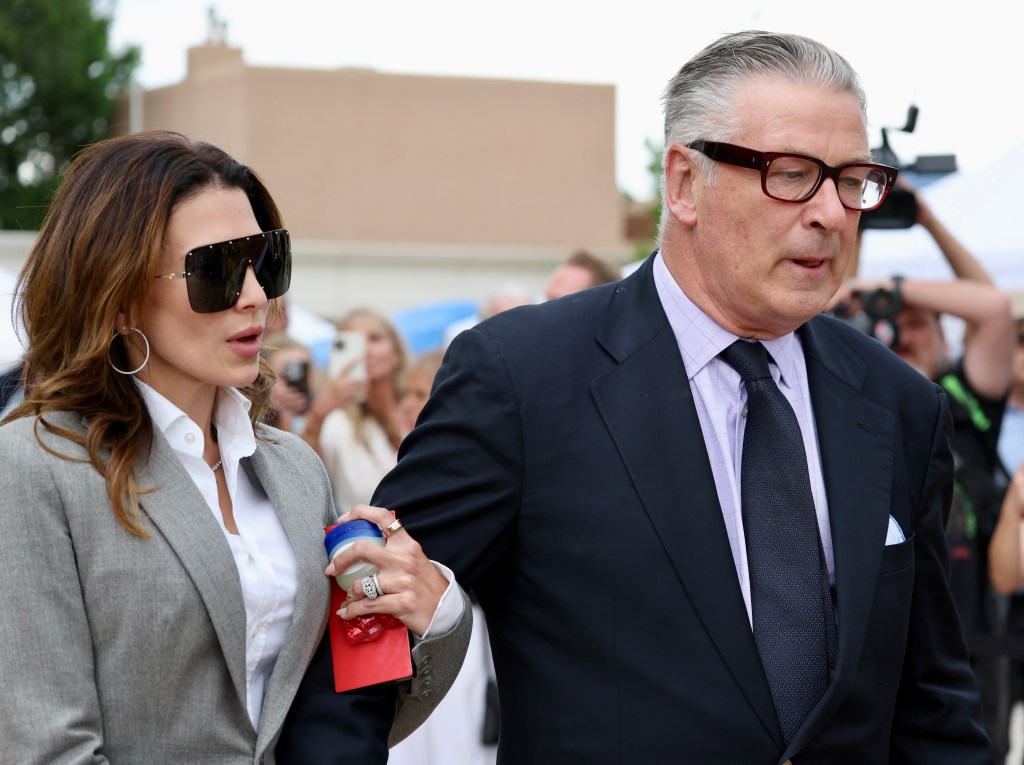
[328,578,413,693]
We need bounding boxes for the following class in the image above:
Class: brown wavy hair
[6,130,284,537]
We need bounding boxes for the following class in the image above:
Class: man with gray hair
[293,31,993,763]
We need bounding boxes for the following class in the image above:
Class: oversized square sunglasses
[154,229,291,313]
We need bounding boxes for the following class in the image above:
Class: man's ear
[663,143,699,228]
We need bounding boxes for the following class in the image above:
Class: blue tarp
[390,299,478,356]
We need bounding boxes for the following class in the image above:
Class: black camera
[859,106,956,231]
[282,360,310,397]
[860,188,918,230]
[830,277,903,348]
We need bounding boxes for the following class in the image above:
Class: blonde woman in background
[303,308,407,509]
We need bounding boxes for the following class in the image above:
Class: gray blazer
[0,411,470,765]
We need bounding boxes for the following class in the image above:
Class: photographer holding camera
[265,333,316,434]
[832,184,1016,758]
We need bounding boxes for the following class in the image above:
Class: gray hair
[657,31,867,244]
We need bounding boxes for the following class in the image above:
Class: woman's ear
[663,143,699,228]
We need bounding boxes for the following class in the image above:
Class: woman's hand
[314,361,368,416]
[271,378,309,418]
[326,504,449,637]
[300,361,369,454]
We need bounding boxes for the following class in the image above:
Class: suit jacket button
[419,689,432,699]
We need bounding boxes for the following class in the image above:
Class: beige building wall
[106,43,631,318]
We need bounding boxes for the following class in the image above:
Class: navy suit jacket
[374,255,992,764]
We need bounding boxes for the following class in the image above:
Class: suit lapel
[136,427,250,712]
[589,266,898,756]
[249,437,332,749]
[591,258,781,744]
[72,414,330,749]
[783,318,896,759]
[141,429,333,746]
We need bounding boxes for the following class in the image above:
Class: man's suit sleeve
[372,326,525,589]
[279,328,504,760]
[277,588,474,763]
[275,451,399,765]
[275,628,397,764]
[889,386,994,763]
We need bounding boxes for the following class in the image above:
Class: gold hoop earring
[108,327,150,375]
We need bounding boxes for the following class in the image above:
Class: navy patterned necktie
[718,340,837,744]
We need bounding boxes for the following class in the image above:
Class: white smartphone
[328,330,367,383]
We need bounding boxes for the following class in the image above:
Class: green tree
[0,0,139,230]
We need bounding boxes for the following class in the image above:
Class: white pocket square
[885,515,906,546]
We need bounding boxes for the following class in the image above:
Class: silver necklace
[210,422,222,473]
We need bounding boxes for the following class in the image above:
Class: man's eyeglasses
[687,140,898,212]
[154,229,291,313]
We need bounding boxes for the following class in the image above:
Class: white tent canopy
[859,143,1024,289]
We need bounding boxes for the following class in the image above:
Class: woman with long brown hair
[0,131,469,764]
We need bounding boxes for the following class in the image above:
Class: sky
[108,0,1020,200]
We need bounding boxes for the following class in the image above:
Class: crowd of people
[3,27,1024,765]
[260,251,619,765]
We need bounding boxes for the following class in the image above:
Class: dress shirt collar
[134,380,257,473]
[652,251,802,387]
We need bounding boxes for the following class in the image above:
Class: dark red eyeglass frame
[687,140,899,211]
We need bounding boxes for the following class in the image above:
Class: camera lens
[282,360,309,396]
[863,287,899,319]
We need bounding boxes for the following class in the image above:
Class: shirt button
[185,432,196,444]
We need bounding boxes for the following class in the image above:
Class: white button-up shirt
[652,253,835,624]
[136,381,297,729]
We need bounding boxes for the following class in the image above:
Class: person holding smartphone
[0,131,470,765]
[265,333,314,433]
[303,309,408,511]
